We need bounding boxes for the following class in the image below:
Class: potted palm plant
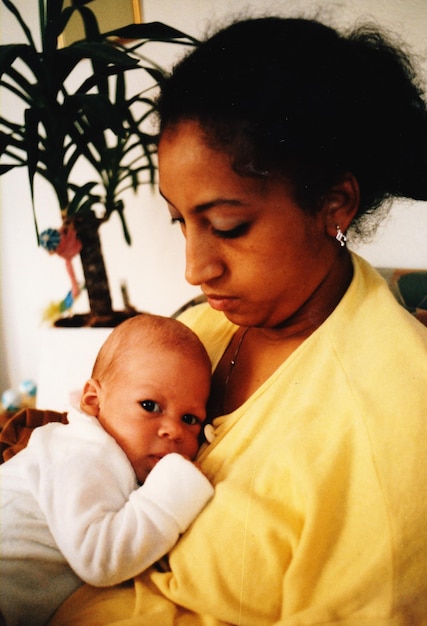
[0,0,197,326]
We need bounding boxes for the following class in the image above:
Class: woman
[49,17,427,626]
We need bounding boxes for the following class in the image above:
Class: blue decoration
[19,379,37,398]
[39,228,61,252]
[1,389,22,411]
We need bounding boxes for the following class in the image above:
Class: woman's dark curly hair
[156,17,427,237]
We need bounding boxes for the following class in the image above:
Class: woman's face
[158,120,342,329]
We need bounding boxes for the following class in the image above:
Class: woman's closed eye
[211,222,250,239]
[171,217,249,240]
[170,217,186,236]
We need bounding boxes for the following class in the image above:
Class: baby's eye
[182,414,201,426]
[140,400,161,413]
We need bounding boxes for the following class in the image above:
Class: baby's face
[90,345,210,483]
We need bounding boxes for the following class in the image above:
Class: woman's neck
[207,250,354,418]
[254,249,354,342]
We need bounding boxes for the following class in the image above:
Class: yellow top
[50,254,427,626]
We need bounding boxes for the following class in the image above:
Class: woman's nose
[184,235,224,286]
[157,417,184,442]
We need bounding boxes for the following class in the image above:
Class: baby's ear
[80,379,101,416]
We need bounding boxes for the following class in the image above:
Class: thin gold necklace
[222,327,250,413]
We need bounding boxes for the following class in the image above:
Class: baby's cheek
[185,435,201,460]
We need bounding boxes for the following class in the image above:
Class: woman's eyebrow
[159,190,245,214]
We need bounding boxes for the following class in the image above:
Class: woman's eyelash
[212,223,250,239]
[170,217,249,239]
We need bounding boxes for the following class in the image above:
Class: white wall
[1,0,427,399]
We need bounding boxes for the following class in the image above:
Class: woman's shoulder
[329,253,427,381]
[348,253,427,341]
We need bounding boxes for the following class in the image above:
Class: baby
[0,314,213,626]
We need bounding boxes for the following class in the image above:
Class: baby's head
[80,314,211,483]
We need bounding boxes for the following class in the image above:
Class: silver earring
[335,226,347,247]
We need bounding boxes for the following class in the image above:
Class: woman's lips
[205,294,239,312]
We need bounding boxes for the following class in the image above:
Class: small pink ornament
[39,222,82,300]
[55,223,82,299]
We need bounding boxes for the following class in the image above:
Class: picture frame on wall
[61,0,143,45]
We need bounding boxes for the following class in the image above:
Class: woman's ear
[80,378,101,416]
[322,172,360,239]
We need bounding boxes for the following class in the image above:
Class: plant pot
[53,309,139,328]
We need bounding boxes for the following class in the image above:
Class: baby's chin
[134,458,157,485]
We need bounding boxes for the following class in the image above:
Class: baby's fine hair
[157,16,427,236]
[91,314,211,381]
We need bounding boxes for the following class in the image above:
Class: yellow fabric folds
[49,255,427,626]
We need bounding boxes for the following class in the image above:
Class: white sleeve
[36,429,213,586]
[140,453,214,533]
